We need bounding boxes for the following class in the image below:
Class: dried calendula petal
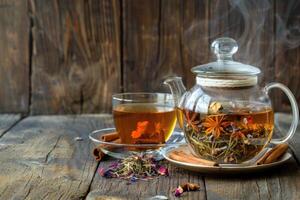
[173,183,200,197]
[208,101,223,114]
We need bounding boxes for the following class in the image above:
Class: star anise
[202,115,227,138]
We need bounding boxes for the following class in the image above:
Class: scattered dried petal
[174,186,184,197]
[130,176,138,183]
[109,162,119,168]
[98,167,105,176]
[173,183,200,197]
[157,166,169,176]
[98,167,115,178]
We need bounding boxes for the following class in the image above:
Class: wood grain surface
[122,0,161,92]
[230,0,276,85]
[0,0,29,113]
[180,0,210,88]
[122,0,210,92]
[89,160,206,200]
[205,161,300,200]
[0,0,299,114]
[209,0,276,84]
[0,114,113,199]
[0,114,21,137]
[0,113,299,199]
[30,0,121,114]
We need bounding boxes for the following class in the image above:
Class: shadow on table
[200,158,299,179]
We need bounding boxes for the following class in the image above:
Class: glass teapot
[164,37,299,164]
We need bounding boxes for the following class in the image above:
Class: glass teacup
[112,93,177,145]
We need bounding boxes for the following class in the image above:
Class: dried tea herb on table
[98,155,168,183]
[173,183,200,197]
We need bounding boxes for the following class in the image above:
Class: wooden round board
[162,145,292,174]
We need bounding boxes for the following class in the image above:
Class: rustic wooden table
[0,113,299,200]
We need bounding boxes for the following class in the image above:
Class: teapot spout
[164,76,186,107]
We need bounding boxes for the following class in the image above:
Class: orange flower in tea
[240,116,264,132]
[184,110,200,132]
[202,115,226,138]
[131,121,149,139]
[154,122,162,134]
[231,131,246,140]
[113,103,177,144]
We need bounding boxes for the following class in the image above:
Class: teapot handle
[264,83,299,144]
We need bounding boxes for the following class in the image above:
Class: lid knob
[211,37,238,61]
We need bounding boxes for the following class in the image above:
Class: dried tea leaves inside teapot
[208,101,223,114]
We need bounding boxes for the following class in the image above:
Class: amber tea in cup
[112,93,177,144]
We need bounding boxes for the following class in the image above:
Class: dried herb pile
[98,155,168,183]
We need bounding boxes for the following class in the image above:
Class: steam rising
[275,0,300,49]
[184,0,300,75]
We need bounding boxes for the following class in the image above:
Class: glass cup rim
[89,128,184,147]
[112,92,174,102]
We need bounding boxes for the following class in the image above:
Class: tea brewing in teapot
[165,37,299,164]
[179,104,274,163]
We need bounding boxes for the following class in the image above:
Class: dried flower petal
[157,166,169,176]
[202,115,226,138]
[174,186,184,197]
[98,167,105,176]
[174,183,200,197]
[155,122,162,133]
[109,162,119,168]
[209,101,223,114]
[185,110,201,131]
[130,176,138,183]
[131,121,149,138]
[98,167,115,178]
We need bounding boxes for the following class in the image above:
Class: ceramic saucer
[162,144,292,173]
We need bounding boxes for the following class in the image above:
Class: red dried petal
[174,186,184,197]
[157,166,169,176]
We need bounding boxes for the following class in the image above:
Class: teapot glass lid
[191,37,261,77]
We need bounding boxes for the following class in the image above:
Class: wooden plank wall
[0,0,299,114]
[30,0,121,114]
[0,0,29,113]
